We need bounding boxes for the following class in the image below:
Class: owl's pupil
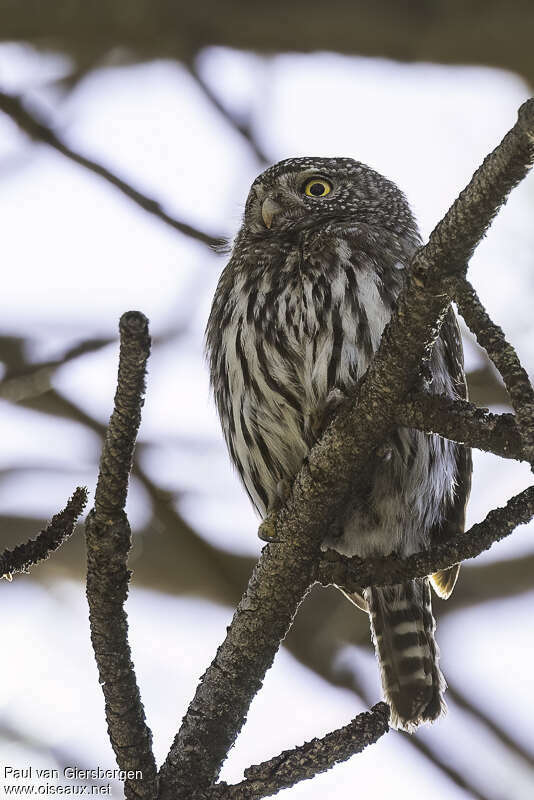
[309,182,325,196]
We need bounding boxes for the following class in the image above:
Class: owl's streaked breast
[210,227,407,515]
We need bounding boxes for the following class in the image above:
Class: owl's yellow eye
[303,178,332,198]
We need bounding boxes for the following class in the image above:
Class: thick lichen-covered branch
[397,393,524,460]
[211,704,389,800]
[158,101,534,800]
[0,487,87,578]
[85,312,157,800]
[317,484,534,591]
[0,91,223,249]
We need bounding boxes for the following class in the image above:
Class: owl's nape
[206,157,471,731]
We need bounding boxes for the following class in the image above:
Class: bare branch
[85,311,157,800]
[159,101,534,800]
[397,392,524,460]
[211,703,389,800]
[447,683,534,770]
[408,736,491,800]
[318,484,534,591]
[3,3,534,87]
[0,91,224,249]
[455,277,534,464]
[0,337,112,402]
[187,58,271,166]
[0,487,87,578]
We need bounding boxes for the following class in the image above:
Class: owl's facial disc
[257,171,335,231]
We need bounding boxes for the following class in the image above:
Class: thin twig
[0,337,112,402]
[0,487,87,578]
[318,483,534,591]
[455,277,534,464]
[447,683,534,769]
[159,100,534,800]
[397,392,524,460]
[85,311,157,800]
[211,704,389,800]
[0,91,224,249]
[187,60,271,166]
[408,736,491,800]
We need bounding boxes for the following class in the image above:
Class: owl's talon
[376,443,393,461]
[258,516,279,542]
[306,387,349,442]
[275,479,291,506]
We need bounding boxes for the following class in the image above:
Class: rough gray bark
[397,393,524,460]
[211,704,390,800]
[0,487,87,578]
[318,484,534,591]
[455,277,534,465]
[85,312,158,800]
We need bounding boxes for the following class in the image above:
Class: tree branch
[318,484,534,591]
[2,2,534,86]
[85,311,157,800]
[397,392,524,461]
[447,683,534,770]
[0,91,224,249]
[211,703,389,800]
[408,736,491,800]
[187,58,271,166]
[455,277,534,464]
[0,487,87,578]
[0,337,112,402]
[158,100,534,799]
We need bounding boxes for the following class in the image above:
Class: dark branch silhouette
[0,487,87,578]
[2,4,534,85]
[0,91,224,249]
[85,311,158,800]
[447,683,534,770]
[187,59,271,166]
[408,736,490,800]
[0,337,112,402]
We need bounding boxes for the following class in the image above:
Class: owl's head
[242,157,417,240]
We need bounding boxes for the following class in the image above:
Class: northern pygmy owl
[206,157,471,731]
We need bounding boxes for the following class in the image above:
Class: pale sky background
[0,44,533,799]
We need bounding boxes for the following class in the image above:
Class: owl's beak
[261,197,281,229]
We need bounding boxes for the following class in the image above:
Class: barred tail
[365,579,446,732]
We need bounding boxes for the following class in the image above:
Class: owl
[206,157,471,731]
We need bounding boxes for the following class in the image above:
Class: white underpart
[354,267,391,355]
[219,233,457,563]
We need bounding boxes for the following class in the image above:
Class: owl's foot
[258,515,278,542]
[258,480,291,542]
[376,443,393,461]
[305,388,348,443]
[274,478,291,507]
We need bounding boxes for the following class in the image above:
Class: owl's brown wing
[430,306,473,599]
